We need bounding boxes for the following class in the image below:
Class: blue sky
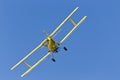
[0,0,120,80]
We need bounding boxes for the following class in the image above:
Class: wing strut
[60,16,87,44]
[49,7,79,37]
[21,52,52,77]
[10,39,47,70]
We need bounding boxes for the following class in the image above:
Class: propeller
[43,30,49,37]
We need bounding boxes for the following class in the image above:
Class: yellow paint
[47,37,57,52]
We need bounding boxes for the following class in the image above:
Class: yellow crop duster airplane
[10,7,87,77]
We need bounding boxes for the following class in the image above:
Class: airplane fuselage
[46,37,59,52]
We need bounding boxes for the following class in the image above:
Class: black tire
[63,47,68,51]
[51,58,56,62]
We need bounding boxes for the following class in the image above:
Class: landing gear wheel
[51,58,56,62]
[63,47,68,51]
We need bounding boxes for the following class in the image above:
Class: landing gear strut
[51,53,56,62]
